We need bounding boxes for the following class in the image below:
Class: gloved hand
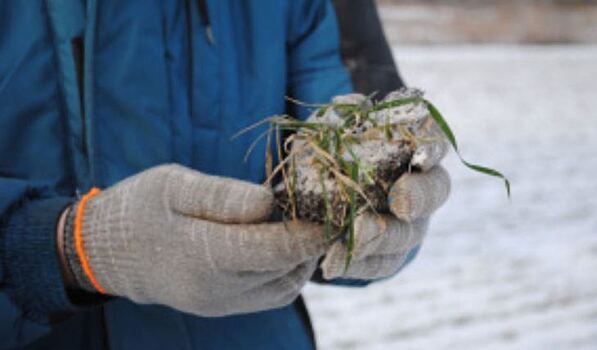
[59,164,327,317]
[320,91,451,280]
[321,166,451,279]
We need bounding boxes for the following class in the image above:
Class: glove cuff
[64,188,106,294]
[64,201,95,293]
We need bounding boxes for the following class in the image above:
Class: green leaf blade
[425,99,511,199]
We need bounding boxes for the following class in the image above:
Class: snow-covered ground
[303,45,597,350]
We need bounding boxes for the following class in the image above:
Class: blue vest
[0,0,352,348]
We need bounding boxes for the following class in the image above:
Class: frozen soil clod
[274,88,440,229]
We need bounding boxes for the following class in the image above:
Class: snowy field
[303,45,597,350]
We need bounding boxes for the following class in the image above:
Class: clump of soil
[274,88,438,229]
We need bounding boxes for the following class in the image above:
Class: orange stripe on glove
[73,187,106,294]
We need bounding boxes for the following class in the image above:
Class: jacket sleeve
[286,0,353,120]
[0,178,79,326]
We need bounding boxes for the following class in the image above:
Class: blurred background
[303,1,597,349]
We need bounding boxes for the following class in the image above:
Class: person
[0,1,450,349]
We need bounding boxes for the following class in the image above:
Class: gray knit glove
[321,166,451,280]
[63,164,327,317]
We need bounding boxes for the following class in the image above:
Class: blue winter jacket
[0,1,401,349]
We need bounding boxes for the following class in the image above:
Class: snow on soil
[302,45,597,350]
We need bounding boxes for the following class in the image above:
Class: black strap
[332,0,405,98]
